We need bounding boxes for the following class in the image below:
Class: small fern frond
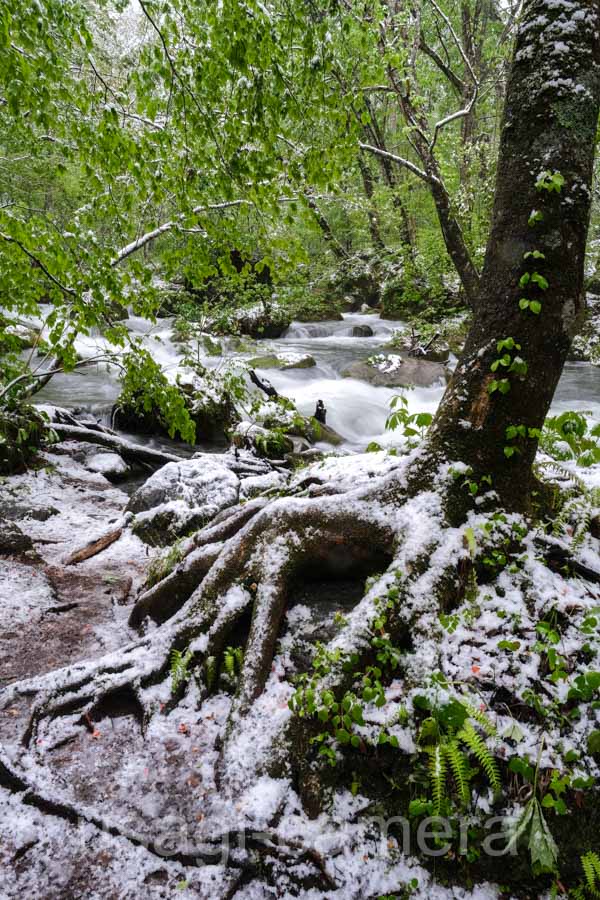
[582,851,600,896]
[223,648,236,677]
[426,744,447,814]
[462,701,497,737]
[443,739,471,807]
[204,655,217,692]
[170,648,193,693]
[459,722,501,796]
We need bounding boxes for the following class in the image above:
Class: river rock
[58,440,131,482]
[212,302,291,339]
[417,343,450,363]
[351,324,374,337]
[342,354,448,388]
[128,458,240,546]
[0,517,34,554]
[247,352,316,370]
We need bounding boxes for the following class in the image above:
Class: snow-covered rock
[342,353,448,387]
[127,458,240,545]
[246,351,316,369]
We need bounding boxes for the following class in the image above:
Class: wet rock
[0,518,34,554]
[417,343,450,363]
[212,303,291,339]
[128,458,240,546]
[82,452,130,481]
[247,352,316,370]
[0,498,59,522]
[342,354,448,388]
[113,377,233,444]
[231,424,295,459]
[301,420,343,446]
[59,441,131,482]
[351,324,374,337]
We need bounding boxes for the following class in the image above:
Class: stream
[34,311,600,452]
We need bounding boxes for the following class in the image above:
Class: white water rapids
[32,311,600,452]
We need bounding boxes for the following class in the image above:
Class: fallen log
[50,423,182,467]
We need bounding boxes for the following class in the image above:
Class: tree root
[0,748,338,888]
[1,463,474,839]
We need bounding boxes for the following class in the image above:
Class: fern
[461,701,497,737]
[458,721,501,796]
[581,851,600,897]
[536,459,600,550]
[443,738,471,807]
[204,655,217,692]
[426,744,447,814]
[223,646,244,678]
[170,648,193,693]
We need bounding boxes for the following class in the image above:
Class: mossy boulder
[342,354,448,388]
[247,353,316,370]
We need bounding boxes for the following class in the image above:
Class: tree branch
[358,141,435,184]
[0,232,76,297]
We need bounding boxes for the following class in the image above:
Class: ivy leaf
[502,721,524,742]
[528,209,544,226]
[588,730,600,754]
[531,272,549,290]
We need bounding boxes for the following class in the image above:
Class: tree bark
[358,156,386,250]
[427,0,600,511]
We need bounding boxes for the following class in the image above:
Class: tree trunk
[305,196,348,259]
[358,156,386,250]
[427,0,600,511]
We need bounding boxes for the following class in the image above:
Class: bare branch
[429,84,479,152]
[112,196,300,266]
[419,34,465,94]
[427,0,479,85]
[358,141,436,184]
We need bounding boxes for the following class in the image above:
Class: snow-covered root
[129,496,271,628]
[218,484,473,797]
[2,486,395,749]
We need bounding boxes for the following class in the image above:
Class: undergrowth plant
[572,851,600,898]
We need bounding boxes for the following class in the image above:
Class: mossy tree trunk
[426,0,600,512]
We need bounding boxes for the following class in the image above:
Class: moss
[0,402,49,475]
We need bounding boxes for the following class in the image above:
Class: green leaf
[531,272,549,290]
[588,730,600,754]
[529,799,558,874]
[519,298,530,310]
[530,300,542,315]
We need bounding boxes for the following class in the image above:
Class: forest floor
[0,441,508,900]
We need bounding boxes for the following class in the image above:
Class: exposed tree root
[0,748,338,889]
[0,461,475,846]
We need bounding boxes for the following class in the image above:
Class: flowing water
[33,311,600,452]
